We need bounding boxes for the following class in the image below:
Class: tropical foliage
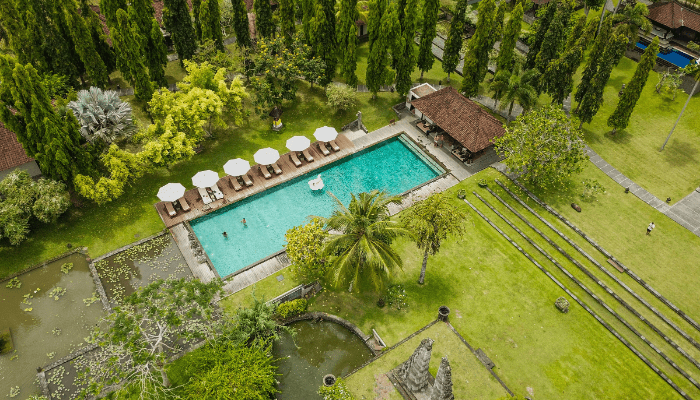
[325,84,358,111]
[318,377,356,400]
[68,88,135,145]
[416,0,440,78]
[285,218,329,283]
[441,0,467,82]
[276,298,309,318]
[489,67,539,119]
[460,0,499,96]
[227,295,294,344]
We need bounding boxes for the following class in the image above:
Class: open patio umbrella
[313,126,338,142]
[254,148,280,165]
[285,136,311,152]
[157,183,186,202]
[223,158,251,176]
[191,170,220,188]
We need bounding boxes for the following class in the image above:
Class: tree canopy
[416,0,440,78]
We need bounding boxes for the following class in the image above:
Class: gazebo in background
[409,87,505,164]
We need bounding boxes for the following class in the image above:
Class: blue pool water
[190,136,443,277]
[636,42,695,68]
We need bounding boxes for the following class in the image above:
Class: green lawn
[0,83,402,279]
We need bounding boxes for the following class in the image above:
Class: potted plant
[457,189,466,199]
[478,179,488,188]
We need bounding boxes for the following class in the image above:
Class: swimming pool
[190,135,444,278]
[636,42,696,68]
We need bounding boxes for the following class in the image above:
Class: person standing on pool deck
[241,218,247,226]
[646,222,655,235]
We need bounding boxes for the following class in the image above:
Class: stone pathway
[586,146,700,237]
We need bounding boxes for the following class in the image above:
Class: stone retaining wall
[282,312,379,357]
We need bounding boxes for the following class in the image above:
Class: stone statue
[399,338,434,392]
[430,356,454,400]
[356,111,363,127]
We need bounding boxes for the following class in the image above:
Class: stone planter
[323,374,336,387]
[438,306,450,322]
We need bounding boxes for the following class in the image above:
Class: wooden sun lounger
[164,202,177,217]
[290,152,302,167]
[318,142,330,156]
[210,184,224,200]
[329,140,340,151]
[302,149,315,162]
[271,162,282,175]
[179,197,190,212]
[198,187,213,204]
[241,173,253,186]
[260,164,272,179]
[229,175,243,191]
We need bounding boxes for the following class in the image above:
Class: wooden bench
[607,258,625,273]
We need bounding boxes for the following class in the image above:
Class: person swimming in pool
[222,231,228,238]
[241,218,247,226]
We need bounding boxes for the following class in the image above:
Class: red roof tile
[0,123,34,172]
[411,87,505,153]
[648,1,700,33]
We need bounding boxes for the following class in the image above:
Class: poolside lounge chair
[271,162,282,175]
[260,164,272,179]
[290,152,302,167]
[179,197,190,212]
[318,142,330,156]
[210,184,224,200]
[229,176,243,191]
[241,173,253,186]
[164,202,177,217]
[329,140,340,152]
[198,187,213,205]
[302,149,315,162]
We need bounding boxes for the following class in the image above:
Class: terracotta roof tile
[0,123,34,172]
[411,87,505,153]
[648,1,700,33]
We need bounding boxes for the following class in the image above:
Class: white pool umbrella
[157,183,186,202]
[191,170,220,188]
[254,148,280,165]
[313,126,338,142]
[223,158,251,176]
[286,136,311,152]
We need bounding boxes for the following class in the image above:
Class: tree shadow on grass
[604,129,632,145]
[660,137,699,168]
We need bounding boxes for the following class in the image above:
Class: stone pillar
[430,356,454,400]
[399,338,434,392]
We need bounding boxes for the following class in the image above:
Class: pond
[0,253,105,400]
[273,320,373,400]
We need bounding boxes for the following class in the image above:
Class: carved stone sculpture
[430,356,454,400]
[399,338,434,392]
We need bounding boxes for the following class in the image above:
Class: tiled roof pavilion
[411,87,505,153]
[648,1,700,33]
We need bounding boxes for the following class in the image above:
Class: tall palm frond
[613,3,652,42]
[68,87,136,145]
[492,67,539,119]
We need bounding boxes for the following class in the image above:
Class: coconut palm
[490,67,539,120]
[613,2,652,43]
[319,190,411,292]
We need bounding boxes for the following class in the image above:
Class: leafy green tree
[147,19,169,88]
[574,18,611,110]
[83,2,117,73]
[337,0,359,85]
[112,9,153,101]
[164,0,198,61]
[311,0,337,85]
[534,0,574,75]
[441,0,467,82]
[460,0,498,96]
[325,84,358,110]
[65,2,109,87]
[365,0,395,98]
[525,0,557,69]
[279,0,296,47]
[285,219,329,283]
[232,0,251,47]
[367,0,385,52]
[76,278,223,398]
[400,193,466,285]
[99,0,127,28]
[564,14,587,52]
[319,191,412,292]
[394,0,418,96]
[542,21,595,105]
[139,115,197,167]
[613,2,651,43]
[68,87,136,144]
[416,0,439,79]
[496,3,523,73]
[576,33,628,128]
[193,0,203,40]
[302,0,316,44]
[73,144,144,204]
[201,0,224,50]
[255,0,275,38]
[489,67,539,120]
[227,295,294,344]
[494,105,587,189]
[607,37,659,134]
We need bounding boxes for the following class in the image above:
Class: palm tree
[613,2,652,44]
[490,67,539,121]
[319,190,412,292]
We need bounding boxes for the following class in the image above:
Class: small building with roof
[405,83,437,113]
[647,1,700,42]
[409,86,505,164]
[0,123,41,180]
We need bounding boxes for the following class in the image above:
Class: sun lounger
[241,173,253,186]
[198,187,213,205]
[271,162,282,175]
[329,140,340,151]
[302,149,315,162]
[260,164,272,179]
[318,142,330,156]
[229,176,243,191]
[290,152,302,167]
[210,184,224,200]
[179,197,190,212]
[164,202,177,217]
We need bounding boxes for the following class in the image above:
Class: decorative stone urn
[438,306,450,322]
[323,374,336,387]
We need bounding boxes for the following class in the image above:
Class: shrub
[385,284,407,310]
[276,298,308,319]
[581,178,605,201]
[325,84,358,111]
[285,219,329,283]
[318,377,355,400]
[67,87,136,144]
[688,41,700,53]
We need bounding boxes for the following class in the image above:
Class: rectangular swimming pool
[636,42,695,68]
[190,135,444,278]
